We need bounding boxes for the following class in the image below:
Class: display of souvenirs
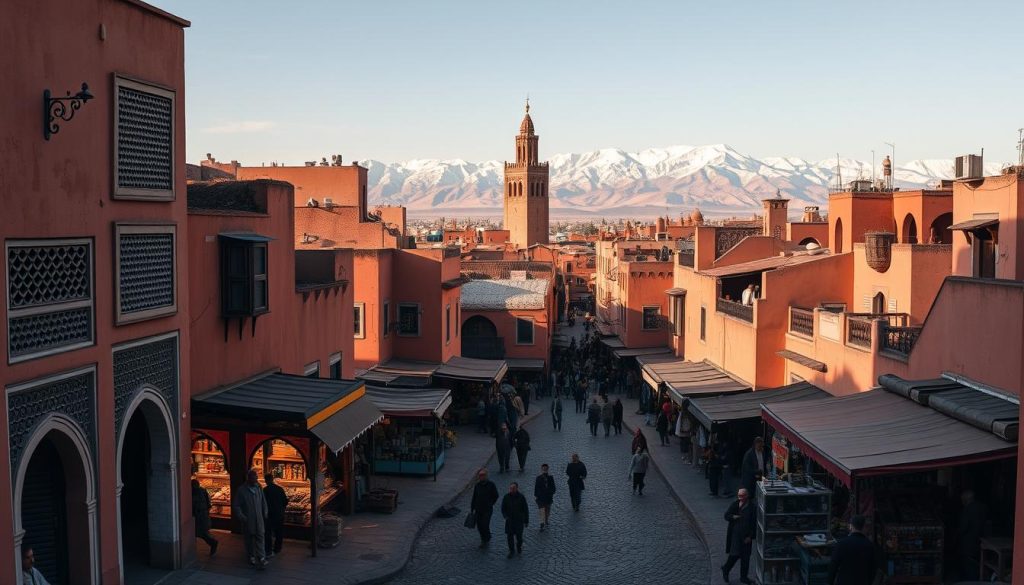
[251,439,342,526]
[191,433,231,518]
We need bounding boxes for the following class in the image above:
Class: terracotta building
[503,101,550,248]
[186,179,381,551]
[1,1,192,582]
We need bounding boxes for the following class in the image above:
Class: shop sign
[771,434,789,475]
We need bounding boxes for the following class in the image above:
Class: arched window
[929,212,953,244]
[901,214,918,244]
[834,218,844,253]
[872,291,886,314]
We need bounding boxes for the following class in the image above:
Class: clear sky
[159,0,1024,166]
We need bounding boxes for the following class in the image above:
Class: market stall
[505,358,547,397]
[761,376,1018,584]
[432,356,508,420]
[358,359,440,388]
[364,386,452,478]
[191,373,383,553]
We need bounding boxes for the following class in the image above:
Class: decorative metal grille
[119,233,174,314]
[7,243,90,308]
[113,335,178,441]
[8,308,92,359]
[7,370,96,480]
[117,85,173,191]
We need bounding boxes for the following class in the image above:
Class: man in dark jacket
[600,397,613,437]
[262,474,288,558]
[740,436,766,496]
[586,399,601,436]
[470,468,499,547]
[191,479,219,556]
[565,453,588,511]
[534,464,556,530]
[495,423,512,473]
[722,488,755,584]
[513,427,531,472]
[828,514,876,585]
[501,482,530,557]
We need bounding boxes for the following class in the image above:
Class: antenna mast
[1017,128,1024,167]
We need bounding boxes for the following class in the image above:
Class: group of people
[585,396,624,436]
[470,454,589,557]
[191,469,289,571]
[478,386,528,438]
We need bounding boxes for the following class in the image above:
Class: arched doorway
[872,292,887,314]
[834,219,844,253]
[797,237,820,247]
[461,315,503,359]
[119,392,178,578]
[929,212,953,244]
[16,419,97,585]
[901,214,918,244]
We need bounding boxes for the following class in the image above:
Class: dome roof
[690,209,704,223]
[519,113,534,135]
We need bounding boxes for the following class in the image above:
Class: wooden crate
[365,489,399,514]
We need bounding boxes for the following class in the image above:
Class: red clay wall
[0,1,191,580]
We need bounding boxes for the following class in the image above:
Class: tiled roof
[461,279,549,310]
[461,260,554,280]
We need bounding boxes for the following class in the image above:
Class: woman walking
[631,428,649,455]
[551,393,563,431]
[629,448,650,495]
[656,409,670,446]
[513,426,531,472]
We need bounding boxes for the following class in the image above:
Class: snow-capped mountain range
[361,144,1004,216]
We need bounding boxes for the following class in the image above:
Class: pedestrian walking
[676,412,693,461]
[612,398,624,435]
[722,488,755,584]
[828,514,877,585]
[533,464,556,530]
[487,396,499,436]
[191,479,219,556]
[574,382,586,413]
[656,409,670,445]
[262,473,288,558]
[631,428,649,455]
[233,469,269,570]
[586,399,601,436]
[497,398,509,432]
[565,453,588,511]
[551,393,563,431]
[708,440,725,497]
[495,423,512,473]
[600,397,613,437]
[470,468,499,547]
[629,448,650,495]
[513,426,531,472]
[477,399,488,434]
[501,482,529,558]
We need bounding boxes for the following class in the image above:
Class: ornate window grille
[6,239,94,362]
[113,76,175,200]
[115,224,176,323]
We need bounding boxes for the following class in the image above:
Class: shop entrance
[119,396,178,577]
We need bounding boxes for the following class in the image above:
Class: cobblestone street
[390,395,709,585]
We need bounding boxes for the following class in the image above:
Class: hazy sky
[160,0,1024,166]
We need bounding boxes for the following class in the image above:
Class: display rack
[192,436,231,518]
[254,439,342,526]
[755,479,832,585]
[876,493,944,584]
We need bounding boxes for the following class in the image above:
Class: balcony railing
[717,297,753,323]
[677,251,694,268]
[881,325,923,357]
[846,312,910,327]
[846,317,873,348]
[461,336,505,360]
[789,307,814,337]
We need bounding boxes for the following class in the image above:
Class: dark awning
[948,218,998,231]
[762,389,1017,486]
[364,386,453,418]
[777,349,827,372]
[192,373,383,453]
[358,360,440,387]
[600,336,625,349]
[879,374,1019,441]
[637,355,750,402]
[219,231,275,242]
[434,356,508,383]
[613,346,672,359]
[505,358,546,371]
[689,381,829,430]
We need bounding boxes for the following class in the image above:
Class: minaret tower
[503,99,549,247]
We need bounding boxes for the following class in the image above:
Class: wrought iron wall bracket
[44,82,94,140]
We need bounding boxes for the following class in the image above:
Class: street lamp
[44,82,94,140]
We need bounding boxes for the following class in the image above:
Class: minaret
[762,189,790,239]
[503,99,549,247]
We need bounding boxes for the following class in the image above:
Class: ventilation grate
[117,85,173,191]
[119,233,174,314]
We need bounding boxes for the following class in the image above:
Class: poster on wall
[771,434,789,476]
